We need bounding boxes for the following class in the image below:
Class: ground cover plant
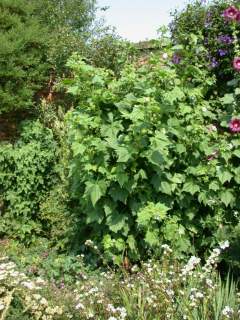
[0,241,239,320]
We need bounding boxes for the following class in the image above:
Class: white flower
[108,317,117,320]
[85,239,94,246]
[0,304,4,311]
[107,304,116,313]
[75,303,85,310]
[87,312,94,319]
[219,240,230,250]
[206,278,214,288]
[40,297,48,305]
[35,277,45,284]
[21,281,35,290]
[161,244,172,253]
[162,53,168,59]
[195,292,204,299]
[222,306,234,318]
[181,256,201,276]
[213,248,221,255]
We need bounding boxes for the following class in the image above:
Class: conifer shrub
[0,0,50,114]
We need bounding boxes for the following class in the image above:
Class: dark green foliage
[0,0,97,115]
[39,185,75,250]
[0,120,58,242]
[34,0,97,73]
[0,0,50,114]
[86,31,137,75]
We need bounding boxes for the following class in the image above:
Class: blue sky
[96,0,188,42]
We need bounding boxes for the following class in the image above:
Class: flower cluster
[0,256,63,320]
[0,242,239,320]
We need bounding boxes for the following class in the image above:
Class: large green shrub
[63,49,240,263]
[0,120,58,242]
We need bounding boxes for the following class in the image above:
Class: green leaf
[209,181,220,191]
[85,181,107,206]
[220,94,234,105]
[145,229,159,246]
[182,181,200,195]
[137,202,169,227]
[233,167,240,183]
[116,172,129,187]
[198,192,208,205]
[116,147,131,163]
[71,142,86,156]
[109,186,128,204]
[217,169,232,184]
[107,214,127,233]
[127,235,138,252]
[176,144,186,154]
[149,150,164,166]
[160,181,172,195]
[86,209,104,223]
[233,149,240,158]
[220,190,235,207]
[90,184,102,206]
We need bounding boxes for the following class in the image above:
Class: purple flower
[218,49,228,57]
[217,35,233,44]
[172,53,181,64]
[223,6,239,21]
[229,118,240,133]
[210,57,219,68]
[233,57,240,71]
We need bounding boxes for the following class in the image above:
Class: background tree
[0,0,97,115]
[0,0,50,114]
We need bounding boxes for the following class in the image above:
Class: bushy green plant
[62,48,240,264]
[0,120,58,242]
[39,185,75,250]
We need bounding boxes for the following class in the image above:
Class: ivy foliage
[63,48,240,263]
[0,121,58,242]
